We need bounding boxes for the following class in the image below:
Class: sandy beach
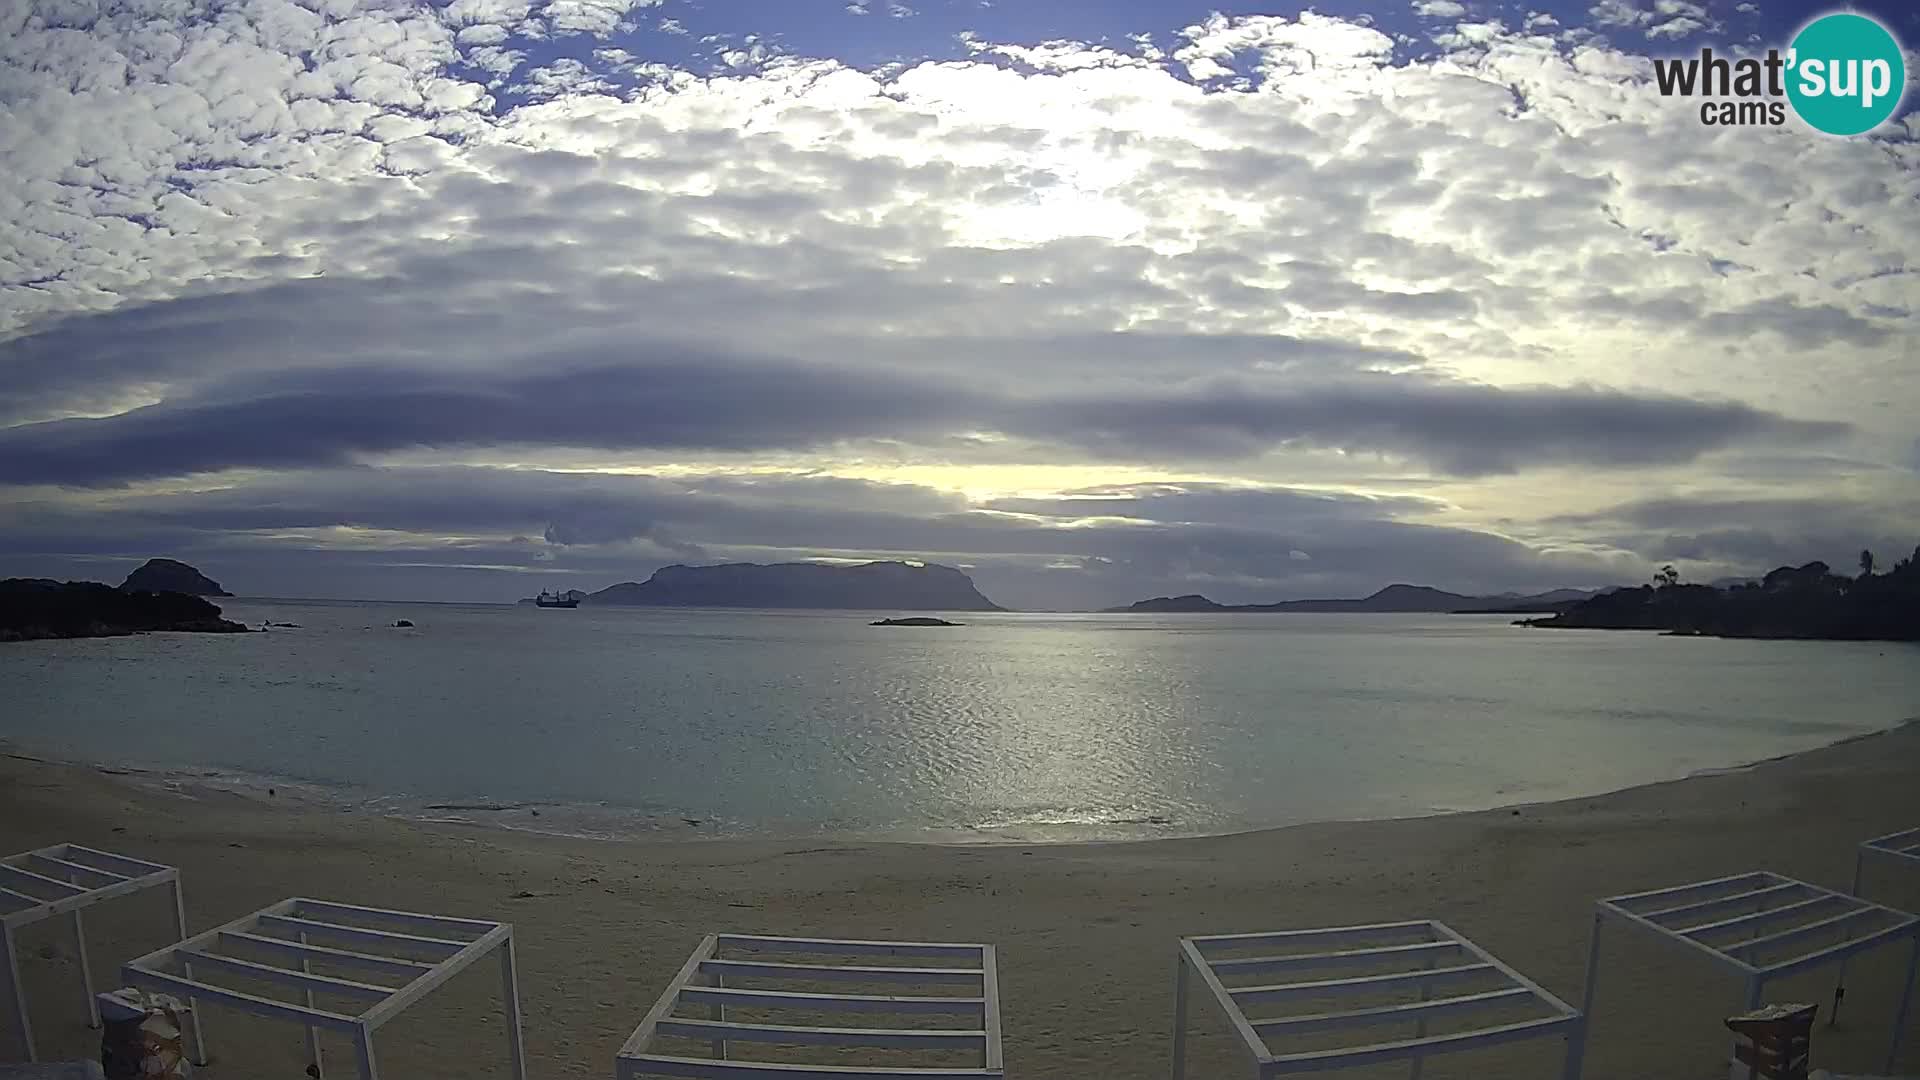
[4,722,1920,1079]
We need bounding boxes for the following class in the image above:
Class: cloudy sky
[1,0,1915,608]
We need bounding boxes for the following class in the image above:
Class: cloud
[0,354,967,485]
[1588,0,1653,27]
[0,314,1847,485]
[0,3,1913,602]
[1699,298,1892,350]
[1550,493,1920,577]
[1174,12,1394,82]
[1023,377,1847,476]
[1644,17,1704,40]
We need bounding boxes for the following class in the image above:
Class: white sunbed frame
[123,897,527,1080]
[1580,870,1920,1074]
[1172,920,1586,1078]
[1833,827,1920,1026]
[1,842,185,1063]
[616,933,1004,1079]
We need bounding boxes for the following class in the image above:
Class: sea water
[2,601,1915,841]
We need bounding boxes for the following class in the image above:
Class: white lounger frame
[123,897,526,1080]
[1,843,185,1063]
[1172,920,1585,1078]
[617,933,1004,1079]
[1833,827,1920,1026]
[1580,871,1920,1074]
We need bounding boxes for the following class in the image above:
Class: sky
[0,0,1915,609]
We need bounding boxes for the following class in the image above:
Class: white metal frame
[616,933,1004,1079]
[1834,827,1920,1026]
[1579,870,1920,1074]
[1171,920,1585,1079]
[1,843,186,1063]
[123,897,527,1080]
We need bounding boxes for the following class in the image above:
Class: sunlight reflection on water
[1,603,1914,840]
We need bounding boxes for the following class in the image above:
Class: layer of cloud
[0,4,1913,603]
[0,467,1646,606]
[1550,492,1920,579]
[0,341,1846,485]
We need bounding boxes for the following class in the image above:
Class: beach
[3,723,1919,1079]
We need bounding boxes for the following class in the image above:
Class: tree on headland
[1521,540,1920,641]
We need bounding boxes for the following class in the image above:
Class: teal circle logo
[1786,13,1906,136]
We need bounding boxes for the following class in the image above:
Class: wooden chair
[1727,1002,1817,1080]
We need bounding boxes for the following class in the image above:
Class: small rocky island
[871,617,961,627]
[1,577,249,642]
[122,557,232,596]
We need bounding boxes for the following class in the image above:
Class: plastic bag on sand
[97,989,192,1079]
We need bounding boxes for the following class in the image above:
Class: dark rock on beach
[0,579,249,642]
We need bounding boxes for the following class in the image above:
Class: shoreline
[6,723,1920,1076]
[8,714,1917,848]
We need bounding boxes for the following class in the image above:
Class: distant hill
[2,578,249,641]
[122,558,231,596]
[1521,549,1920,641]
[585,561,1003,611]
[1450,588,1604,615]
[1106,584,1597,614]
[1119,594,1230,613]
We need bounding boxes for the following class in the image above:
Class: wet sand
[3,721,1919,1078]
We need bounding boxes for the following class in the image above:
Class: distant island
[1521,547,1920,641]
[2,577,249,642]
[547,561,1002,611]
[122,557,231,596]
[871,617,961,627]
[1106,584,1597,615]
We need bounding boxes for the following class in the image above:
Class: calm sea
[2,600,1916,841]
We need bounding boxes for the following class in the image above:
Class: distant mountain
[1106,584,1600,614]
[1450,588,1605,614]
[2,578,249,641]
[1492,588,1596,604]
[122,558,231,596]
[585,561,1003,611]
